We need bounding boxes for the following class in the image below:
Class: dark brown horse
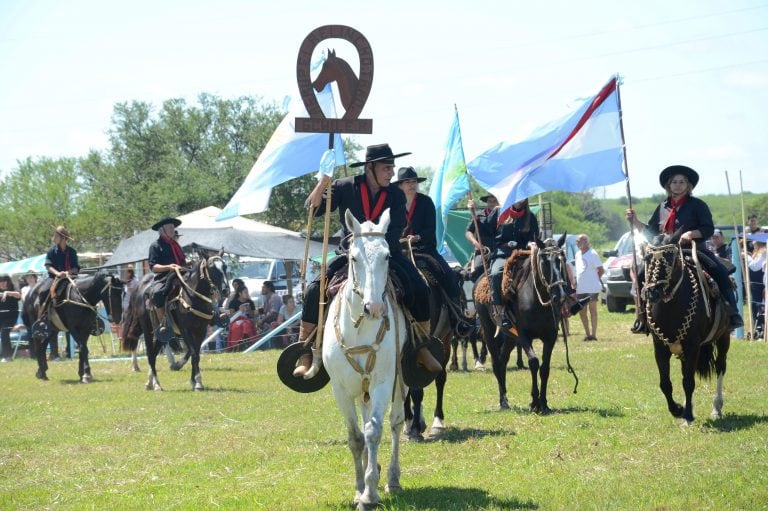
[403,254,454,441]
[475,236,570,413]
[122,253,228,391]
[643,232,730,424]
[22,272,124,382]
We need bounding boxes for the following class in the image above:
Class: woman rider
[627,165,743,329]
[393,166,469,334]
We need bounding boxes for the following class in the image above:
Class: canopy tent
[0,254,47,276]
[103,206,326,267]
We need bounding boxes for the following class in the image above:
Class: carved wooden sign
[295,25,373,134]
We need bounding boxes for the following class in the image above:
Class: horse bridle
[643,243,684,303]
[530,244,567,307]
[101,277,124,320]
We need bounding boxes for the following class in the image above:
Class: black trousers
[302,252,430,324]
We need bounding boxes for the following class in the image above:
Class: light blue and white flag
[217,84,345,220]
[429,109,470,254]
[468,75,626,211]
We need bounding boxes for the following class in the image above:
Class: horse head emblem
[296,25,374,134]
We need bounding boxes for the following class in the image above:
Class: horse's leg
[131,348,141,373]
[711,334,730,419]
[385,382,405,495]
[360,393,388,509]
[405,387,426,441]
[516,343,525,369]
[76,332,92,383]
[331,385,365,505]
[34,333,51,380]
[680,350,698,425]
[519,335,542,413]
[480,307,508,409]
[449,335,459,372]
[431,368,447,435]
[537,335,557,414]
[143,317,164,391]
[188,330,204,391]
[653,339,683,418]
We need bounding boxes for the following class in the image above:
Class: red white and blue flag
[468,75,626,211]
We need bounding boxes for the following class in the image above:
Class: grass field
[1,308,767,511]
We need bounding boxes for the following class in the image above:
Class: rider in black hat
[148,217,187,337]
[292,144,442,381]
[393,166,470,335]
[627,165,743,330]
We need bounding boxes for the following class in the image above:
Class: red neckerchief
[484,208,491,216]
[663,195,687,234]
[161,233,187,266]
[405,195,418,234]
[360,182,388,221]
[497,206,525,227]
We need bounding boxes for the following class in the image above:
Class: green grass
[1,308,767,510]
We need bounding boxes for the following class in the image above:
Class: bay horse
[475,236,570,413]
[643,231,730,425]
[121,253,228,391]
[312,49,359,111]
[22,272,124,382]
[403,253,453,441]
[322,209,407,510]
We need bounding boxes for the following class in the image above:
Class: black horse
[22,272,124,383]
[475,236,569,413]
[643,232,731,424]
[403,254,455,441]
[122,253,228,391]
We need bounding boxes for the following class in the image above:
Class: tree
[0,157,82,259]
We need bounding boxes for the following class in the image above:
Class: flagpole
[738,170,754,336]
[312,134,336,352]
[725,170,749,339]
[615,75,641,323]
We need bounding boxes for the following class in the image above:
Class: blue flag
[468,75,626,211]
[429,110,470,254]
[217,84,345,220]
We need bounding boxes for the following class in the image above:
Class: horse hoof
[448,362,459,372]
[406,432,424,442]
[35,371,48,381]
[474,361,485,371]
[711,410,722,419]
[499,400,510,410]
[680,418,694,427]
[193,384,205,391]
[132,365,141,373]
[385,484,402,494]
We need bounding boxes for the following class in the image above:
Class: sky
[1,0,767,200]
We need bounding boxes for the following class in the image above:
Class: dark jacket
[646,195,714,251]
[491,208,539,258]
[148,237,186,270]
[316,174,407,254]
[44,245,80,277]
[466,207,497,252]
[402,192,437,252]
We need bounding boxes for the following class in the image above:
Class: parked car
[601,230,647,313]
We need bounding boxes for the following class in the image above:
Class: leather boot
[292,321,317,378]
[414,320,442,373]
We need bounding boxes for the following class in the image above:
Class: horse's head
[101,273,125,324]
[643,238,682,304]
[312,48,337,92]
[532,233,569,307]
[205,249,229,305]
[346,208,391,319]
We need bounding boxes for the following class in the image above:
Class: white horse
[323,209,407,510]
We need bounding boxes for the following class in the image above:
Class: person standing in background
[574,234,604,341]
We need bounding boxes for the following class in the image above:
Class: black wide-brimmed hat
[349,143,411,168]
[400,336,445,389]
[479,194,497,203]
[659,165,699,189]
[276,342,330,393]
[53,225,74,241]
[391,166,426,185]
[152,217,182,231]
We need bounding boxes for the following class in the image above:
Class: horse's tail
[695,342,716,380]
[120,292,143,352]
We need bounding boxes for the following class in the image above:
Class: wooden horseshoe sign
[295,25,373,134]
